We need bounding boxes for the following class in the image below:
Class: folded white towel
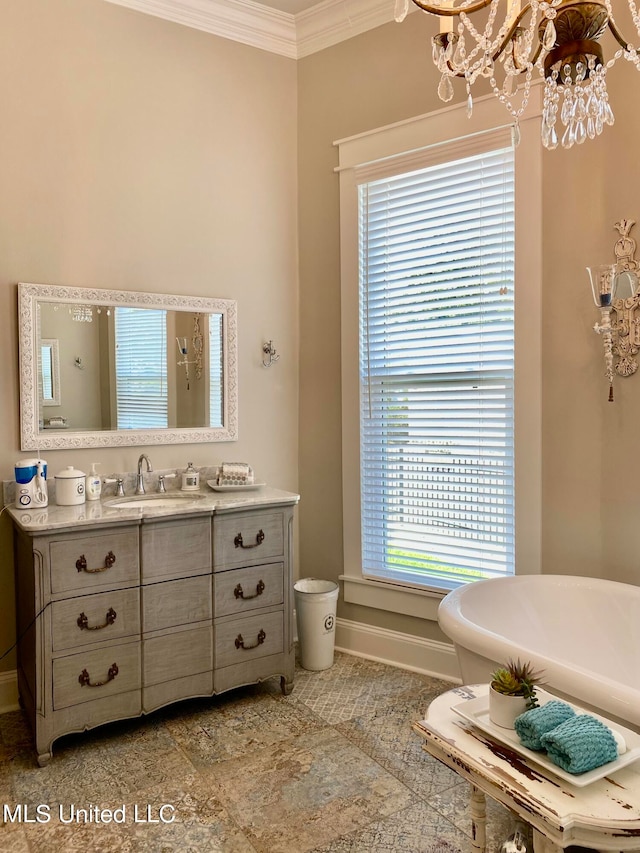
[612,727,627,756]
[218,463,254,486]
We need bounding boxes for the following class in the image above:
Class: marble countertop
[6,485,300,533]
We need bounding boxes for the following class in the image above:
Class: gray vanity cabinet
[212,507,295,695]
[141,515,214,712]
[14,523,143,767]
[12,497,297,766]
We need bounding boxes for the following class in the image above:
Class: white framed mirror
[19,282,238,450]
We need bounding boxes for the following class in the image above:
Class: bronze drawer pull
[234,530,265,549]
[77,607,117,631]
[234,579,265,600]
[235,629,266,650]
[78,662,119,687]
[76,551,116,573]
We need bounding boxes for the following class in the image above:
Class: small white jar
[55,466,86,506]
[181,462,200,491]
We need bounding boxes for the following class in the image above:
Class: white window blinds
[209,314,224,428]
[358,142,515,590]
[41,349,53,400]
[115,307,168,429]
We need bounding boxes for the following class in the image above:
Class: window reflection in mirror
[115,307,168,429]
[40,339,60,407]
[37,302,225,432]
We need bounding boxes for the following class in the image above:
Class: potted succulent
[489,659,543,729]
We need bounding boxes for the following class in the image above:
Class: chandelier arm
[441,35,541,77]
[442,40,540,76]
[512,41,542,70]
[481,5,542,71]
[433,2,539,76]
[607,17,633,50]
[410,0,494,16]
[494,5,541,70]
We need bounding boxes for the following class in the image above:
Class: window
[41,348,53,400]
[115,307,168,429]
[209,313,224,428]
[359,146,515,591]
[337,93,542,615]
[40,339,60,405]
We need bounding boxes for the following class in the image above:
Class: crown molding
[101,0,406,58]
[102,0,298,58]
[296,0,415,58]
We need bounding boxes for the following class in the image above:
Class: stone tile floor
[0,652,513,852]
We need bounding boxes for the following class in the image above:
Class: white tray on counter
[451,688,640,787]
[207,480,265,492]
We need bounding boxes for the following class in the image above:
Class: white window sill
[339,575,445,621]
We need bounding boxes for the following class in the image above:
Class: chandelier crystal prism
[395,0,638,148]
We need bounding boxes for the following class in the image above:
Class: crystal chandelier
[395,0,639,149]
[70,305,93,323]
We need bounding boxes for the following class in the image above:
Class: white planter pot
[488,686,529,729]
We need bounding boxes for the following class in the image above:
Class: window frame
[336,89,543,618]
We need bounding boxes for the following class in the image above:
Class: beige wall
[298,19,464,644]
[2,0,639,675]
[0,0,298,671]
[297,20,640,641]
[40,302,103,429]
[542,67,640,587]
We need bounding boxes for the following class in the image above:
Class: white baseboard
[335,617,461,682]
[0,670,19,714]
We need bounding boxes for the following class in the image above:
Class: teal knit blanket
[540,714,618,774]
[514,700,576,751]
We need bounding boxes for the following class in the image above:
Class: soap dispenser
[181,462,199,491]
[86,463,102,501]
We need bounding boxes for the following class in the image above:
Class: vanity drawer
[53,640,141,710]
[143,625,213,687]
[215,611,283,669]
[142,575,212,633]
[141,517,211,583]
[214,563,283,618]
[214,511,284,570]
[50,530,139,595]
[52,588,140,652]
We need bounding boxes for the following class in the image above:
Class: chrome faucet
[135,454,153,495]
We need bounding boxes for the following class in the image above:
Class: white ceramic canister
[181,462,200,491]
[55,465,86,505]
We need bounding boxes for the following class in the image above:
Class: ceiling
[260,0,324,13]
[103,0,403,59]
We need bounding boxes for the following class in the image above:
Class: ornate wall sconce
[588,219,640,401]
[175,314,204,390]
[262,340,280,368]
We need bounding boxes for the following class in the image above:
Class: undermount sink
[105,493,206,509]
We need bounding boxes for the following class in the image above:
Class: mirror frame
[19,282,238,450]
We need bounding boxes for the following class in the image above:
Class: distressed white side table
[414,685,640,853]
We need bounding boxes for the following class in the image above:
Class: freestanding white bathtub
[438,574,640,732]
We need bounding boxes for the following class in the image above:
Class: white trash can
[294,578,339,671]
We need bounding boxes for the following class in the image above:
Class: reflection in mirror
[19,283,238,450]
[615,270,638,300]
[40,339,60,407]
